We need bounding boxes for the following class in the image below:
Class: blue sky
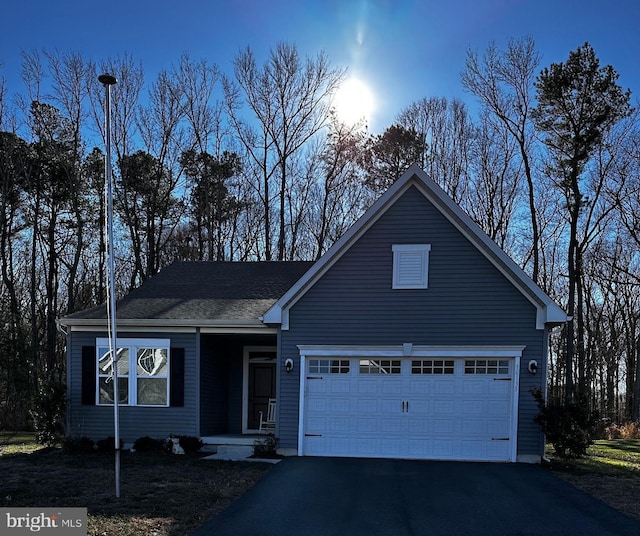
[1,0,638,133]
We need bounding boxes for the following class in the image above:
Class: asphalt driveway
[191,457,640,536]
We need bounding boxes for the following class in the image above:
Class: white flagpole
[98,73,120,498]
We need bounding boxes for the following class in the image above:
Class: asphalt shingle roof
[64,261,315,322]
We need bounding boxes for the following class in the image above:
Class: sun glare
[333,77,374,127]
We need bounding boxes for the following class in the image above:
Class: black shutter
[170,348,185,407]
[81,346,96,405]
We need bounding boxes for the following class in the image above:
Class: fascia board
[61,317,271,332]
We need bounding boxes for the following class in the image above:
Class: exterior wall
[199,334,229,435]
[67,330,198,443]
[279,186,547,458]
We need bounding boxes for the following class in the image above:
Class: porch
[199,333,277,437]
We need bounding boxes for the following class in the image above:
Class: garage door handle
[491,437,509,441]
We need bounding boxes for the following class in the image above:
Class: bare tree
[396,97,474,203]
[462,36,542,283]
[466,111,520,250]
[224,43,344,260]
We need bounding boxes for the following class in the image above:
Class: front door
[247,351,276,430]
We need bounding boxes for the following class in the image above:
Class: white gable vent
[392,244,431,289]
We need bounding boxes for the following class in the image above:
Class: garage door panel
[407,420,432,435]
[329,398,351,412]
[381,417,404,433]
[358,380,378,394]
[357,398,379,413]
[489,380,511,395]
[462,399,485,414]
[382,380,403,394]
[409,379,432,394]
[357,418,379,433]
[380,438,403,455]
[434,381,456,395]
[330,379,351,393]
[433,399,456,414]
[302,356,515,462]
[408,438,432,457]
[462,380,486,395]
[407,399,430,413]
[433,418,457,434]
[307,379,327,393]
[487,400,510,415]
[487,419,510,435]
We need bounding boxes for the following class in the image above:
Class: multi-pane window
[97,339,170,406]
[411,359,454,374]
[308,359,350,374]
[464,359,509,375]
[359,359,401,374]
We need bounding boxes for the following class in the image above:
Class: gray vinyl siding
[279,186,546,457]
[67,330,198,443]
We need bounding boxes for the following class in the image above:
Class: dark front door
[248,353,276,430]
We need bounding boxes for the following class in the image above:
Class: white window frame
[96,338,170,407]
[392,244,431,289]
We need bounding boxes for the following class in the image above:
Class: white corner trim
[297,352,307,456]
[511,354,521,463]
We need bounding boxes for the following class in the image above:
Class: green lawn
[545,439,640,521]
[547,439,640,473]
[0,431,44,455]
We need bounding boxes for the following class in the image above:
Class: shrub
[603,423,623,439]
[132,435,167,453]
[177,435,203,454]
[620,422,640,439]
[63,436,95,454]
[253,433,279,458]
[602,422,640,440]
[531,388,598,459]
[95,436,123,452]
[30,379,66,447]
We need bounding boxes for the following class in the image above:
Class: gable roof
[264,165,568,330]
[60,261,314,329]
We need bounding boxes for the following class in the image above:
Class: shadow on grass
[596,439,640,455]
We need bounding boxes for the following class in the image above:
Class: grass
[546,439,640,521]
[0,433,271,536]
[3,434,640,533]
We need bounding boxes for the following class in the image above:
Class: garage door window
[359,359,401,374]
[309,359,350,374]
[464,359,509,374]
[411,359,454,374]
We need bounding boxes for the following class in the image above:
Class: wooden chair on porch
[259,398,276,433]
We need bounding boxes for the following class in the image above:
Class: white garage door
[301,356,516,462]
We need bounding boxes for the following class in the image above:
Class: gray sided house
[60,165,567,463]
